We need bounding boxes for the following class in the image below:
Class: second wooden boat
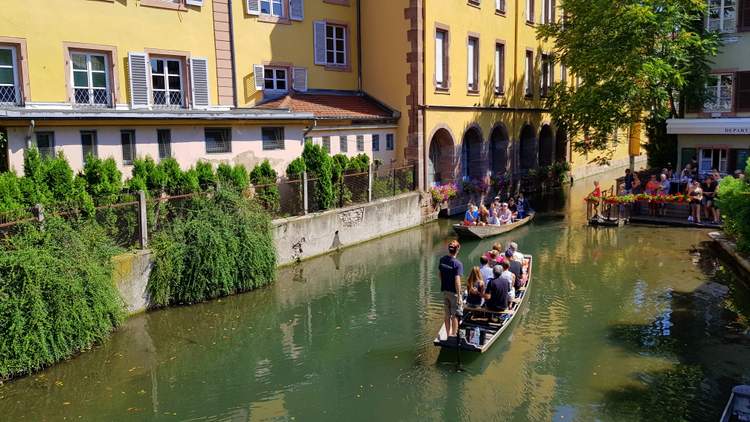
[433,255,533,353]
[720,385,750,422]
[452,213,535,240]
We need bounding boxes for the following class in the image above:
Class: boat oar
[455,310,463,373]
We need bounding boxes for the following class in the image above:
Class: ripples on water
[1,172,749,421]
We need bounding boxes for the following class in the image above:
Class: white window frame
[260,0,284,17]
[71,52,110,107]
[526,0,535,23]
[704,73,733,113]
[707,0,737,33]
[0,47,21,105]
[700,148,728,175]
[541,54,552,97]
[542,0,554,24]
[326,23,347,66]
[150,57,185,108]
[524,51,534,97]
[263,67,288,92]
[467,37,478,91]
[495,43,504,94]
[435,30,447,88]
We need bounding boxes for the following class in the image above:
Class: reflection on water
[1,169,749,422]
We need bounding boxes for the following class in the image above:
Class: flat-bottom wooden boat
[433,255,532,353]
[588,216,627,227]
[452,213,535,240]
[721,385,750,422]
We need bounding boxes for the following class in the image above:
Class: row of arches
[428,123,568,186]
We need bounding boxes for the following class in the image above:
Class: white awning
[667,118,750,135]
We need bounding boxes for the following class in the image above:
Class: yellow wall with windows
[232,0,359,107]
[2,0,219,105]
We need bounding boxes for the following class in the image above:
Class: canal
[1,171,749,422]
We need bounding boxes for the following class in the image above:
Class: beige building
[667,1,750,175]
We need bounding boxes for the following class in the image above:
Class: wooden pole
[138,190,148,249]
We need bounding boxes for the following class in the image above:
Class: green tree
[537,0,720,163]
[249,160,279,212]
[301,143,334,209]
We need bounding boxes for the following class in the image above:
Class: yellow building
[362,0,640,191]
[0,0,636,184]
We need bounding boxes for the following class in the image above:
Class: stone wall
[273,192,425,266]
[113,192,429,313]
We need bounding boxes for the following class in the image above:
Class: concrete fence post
[33,203,44,223]
[137,190,148,249]
[368,163,373,202]
[303,171,309,215]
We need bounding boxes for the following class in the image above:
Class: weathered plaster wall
[112,249,153,315]
[273,192,424,265]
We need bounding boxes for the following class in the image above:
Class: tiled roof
[257,91,395,120]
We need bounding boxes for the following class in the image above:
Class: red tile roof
[257,92,394,120]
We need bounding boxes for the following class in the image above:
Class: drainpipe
[512,0,519,181]
[421,0,427,191]
[25,119,35,149]
[227,0,238,108]
[356,0,363,92]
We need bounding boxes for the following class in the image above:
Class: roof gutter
[228,0,238,108]
[356,0,363,92]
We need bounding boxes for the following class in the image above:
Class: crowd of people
[439,240,527,339]
[590,160,743,224]
[462,193,532,226]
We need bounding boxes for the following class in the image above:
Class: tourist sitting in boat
[487,249,503,266]
[516,192,530,218]
[488,201,500,225]
[498,261,516,301]
[479,256,494,284]
[439,240,464,338]
[498,203,513,224]
[588,181,603,220]
[506,250,525,289]
[464,203,479,225]
[508,242,524,263]
[508,198,518,219]
[483,265,511,312]
[478,204,490,226]
[465,266,485,307]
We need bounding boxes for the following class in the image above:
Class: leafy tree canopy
[537,0,720,163]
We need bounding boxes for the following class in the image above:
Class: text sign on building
[724,127,750,134]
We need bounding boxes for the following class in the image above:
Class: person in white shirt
[509,242,524,263]
[498,203,512,224]
[479,256,494,284]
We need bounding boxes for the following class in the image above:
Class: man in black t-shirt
[484,265,510,312]
[439,240,464,338]
[701,174,719,223]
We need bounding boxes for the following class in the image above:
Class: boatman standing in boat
[439,240,464,339]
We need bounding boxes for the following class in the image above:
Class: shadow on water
[601,242,750,422]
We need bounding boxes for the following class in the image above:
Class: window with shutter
[289,0,304,21]
[247,0,260,15]
[128,53,150,108]
[263,67,288,92]
[190,57,210,109]
[736,71,750,112]
[0,47,20,105]
[292,67,308,91]
[253,64,265,90]
[313,21,327,65]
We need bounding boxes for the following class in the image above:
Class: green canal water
[2,172,750,422]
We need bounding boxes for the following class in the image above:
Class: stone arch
[555,126,568,163]
[539,124,555,167]
[427,127,456,186]
[489,123,510,176]
[461,125,484,180]
[519,123,537,171]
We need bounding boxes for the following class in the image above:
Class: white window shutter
[289,0,304,21]
[128,52,150,109]
[313,21,327,65]
[247,0,260,15]
[190,57,210,109]
[186,0,203,6]
[292,67,307,92]
[253,64,265,90]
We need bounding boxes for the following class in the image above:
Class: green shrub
[331,154,349,184]
[218,163,250,191]
[81,155,122,204]
[717,175,750,252]
[347,154,370,173]
[195,161,216,191]
[129,156,164,192]
[157,157,184,195]
[0,171,24,216]
[286,157,306,180]
[0,217,124,379]
[147,189,276,306]
[250,160,279,213]
[302,143,334,209]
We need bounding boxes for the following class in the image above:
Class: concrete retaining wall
[272,192,424,266]
[112,192,427,313]
[570,155,648,181]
